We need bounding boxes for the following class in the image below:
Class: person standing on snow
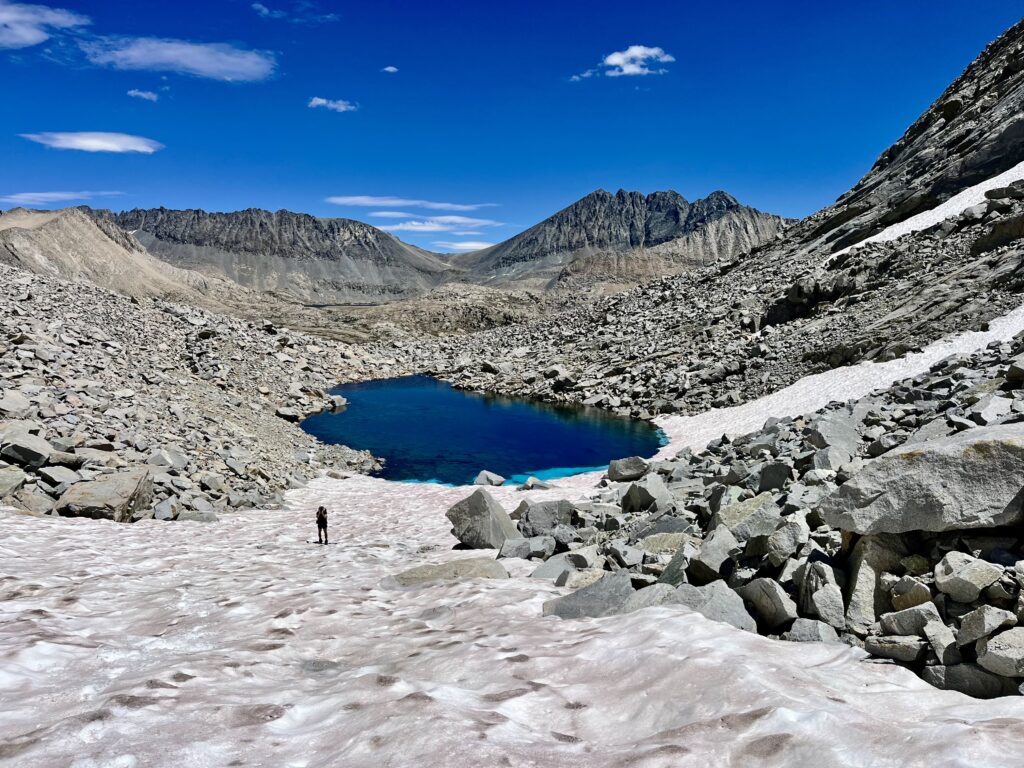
[316,505,329,544]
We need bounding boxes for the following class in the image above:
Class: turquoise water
[301,375,665,485]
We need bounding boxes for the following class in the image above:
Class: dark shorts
[317,523,327,531]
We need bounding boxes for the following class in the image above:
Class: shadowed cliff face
[453,189,789,286]
[105,207,455,304]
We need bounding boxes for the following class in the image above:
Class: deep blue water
[301,375,666,485]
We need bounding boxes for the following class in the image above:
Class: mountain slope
[455,189,787,287]
[105,207,455,304]
[0,207,219,303]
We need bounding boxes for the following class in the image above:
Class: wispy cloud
[0,0,89,49]
[572,44,674,80]
[308,96,357,113]
[251,2,286,19]
[433,241,493,251]
[82,37,276,81]
[0,190,122,205]
[252,1,337,24]
[380,215,502,234]
[381,65,398,73]
[20,131,164,153]
[327,195,497,212]
[367,211,416,218]
[127,88,158,102]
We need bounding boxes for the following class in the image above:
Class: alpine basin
[301,375,665,485]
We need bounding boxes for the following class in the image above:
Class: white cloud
[82,37,276,82]
[380,215,502,233]
[0,190,122,206]
[127,88,158,102]
[20,131,164,153]
[308,96,357,113]
[381,65,398,73]
[367,211,416,218]
[573,44,674,80]
[433,241,494,251]
[327,195,497,212]
[0,0,89,49]
[251,2,286,19]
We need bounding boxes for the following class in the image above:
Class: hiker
[316,505,328,544]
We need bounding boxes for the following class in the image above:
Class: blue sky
[1,1,1022,252]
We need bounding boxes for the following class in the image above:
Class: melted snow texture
[830,159,1024,259]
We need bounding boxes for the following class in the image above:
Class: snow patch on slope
[831,158,1024,259]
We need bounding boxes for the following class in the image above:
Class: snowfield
[6,305,1024,765]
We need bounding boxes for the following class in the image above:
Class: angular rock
[921,664,1008,699]
[0,465,27,497]
[890,576,932,611]
[766,516,810,566]
[709,492,779,543]
[517,499,576,537]
[845,533,907,635]
[957,605,1017,647]
[977,628,1024,677]
[879,602,940,637]
[820,425,1024,534]
[445,488,518,549]
[0,431,53,469]
[54,468,153,523]
[864,635,927,662]
[667,579,756,632]
[934,551,1003,603]
[787,618,840,643]
[622,583,676,612]
[737,577,799,629]
[923,621,962,665]
[542,571,635,619]
[621,473,674,514]
[608,456,648,482]
[473,470,506,486]
[687,525,739,585]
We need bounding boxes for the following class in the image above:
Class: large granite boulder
[820,424,1024,534]
[608,456,648,482]
[54,468,153,523]
[668,579,756,632]
[542,571,635,619]
[445,488,518,549]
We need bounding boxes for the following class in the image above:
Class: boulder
[820,425,1024,534]
[766,516,810,566]
[864,635,927,662]
[737,578,798,629]
[473,470,506,487]
[622,583,676,612]
[934,552,1003,603]
[923,620,962,665]
[388,557,509,587]
[517,499,576,537]
[977,628,1024,677]
[806,413,861,457]
[922,664,1009,699]
[54,468,153,523]
[787,618,840,643]
[0,465,27,497]
[687,525,739,585]
[621,473,674,514]
[529,553,577,581]
[0,431,53,469]
[879,602,940,637]
[608,456,648,482]
[0,391,32,419]
[709,492,779,543]
[542,571,635,619]
[445,488,518,549]
[890,576,932,611]
[667,580,756,632]
[844,533,907,635]
[499,536,555,560]
[957,605,1017,647]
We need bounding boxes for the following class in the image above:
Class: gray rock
[687,525,739,585]
[542,571,635,619]
[153,496,181,521]
[766,516,810,566]
[845,534,907,635]
[473,470,505,486]
[864,635,927,662]
[608,456,648,482]
[957,605,1018,646]
[621,473,674,514]
[445,488,518,549]
[38,465,81,487]
[879,602,940,637]
[977,628,1024,677]
[890,576,932,611]
[922,664,1009,699]
[923,621,962,665]
[529,553,576,581]
[0,430,53,469]
[176,509,218,522]
[622,583,676,612]
[786,618,840,643]
[499,535,555,560]
[54,468,153,523]
[657,538,700,587]
[737,577,799,628]
[517,499,576,537]
[0,465,27,497]
[934,551,1003,603]
[668,579,756,632]
[806,413,861,457]
[709,492,778,542]
[388,557,509,586]
[820,425,1024,534]
[0,391,32,419]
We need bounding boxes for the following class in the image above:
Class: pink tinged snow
[7,266,1024,762]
